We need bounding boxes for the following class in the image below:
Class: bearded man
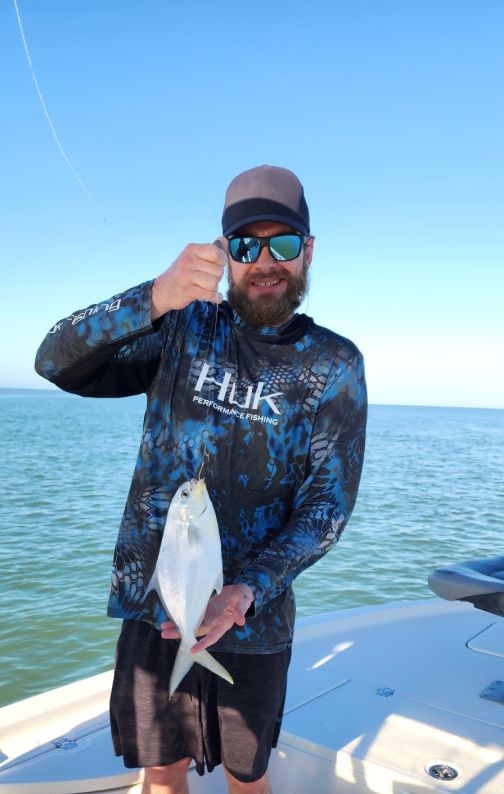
[35,165,367,794]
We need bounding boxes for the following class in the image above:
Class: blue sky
[1,0,502,408]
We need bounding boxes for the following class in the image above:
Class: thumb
[213,236,229,255]
[232,598,247,625]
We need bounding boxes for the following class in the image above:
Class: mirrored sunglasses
[227,233,308,264]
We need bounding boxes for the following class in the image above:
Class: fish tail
[169,645,195,698]
[168,644,234,697]
[193,648,234,686]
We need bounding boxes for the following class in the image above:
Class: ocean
[1,389,502,708]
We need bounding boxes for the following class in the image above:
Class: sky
[1,0,502,408]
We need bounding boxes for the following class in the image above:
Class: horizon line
[0,386,502,412]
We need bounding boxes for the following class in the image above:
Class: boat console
[428,555,504,618]
[429,556,504,706]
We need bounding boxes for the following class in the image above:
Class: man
[35,165,367,794]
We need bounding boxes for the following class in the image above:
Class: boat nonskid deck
[1,599,503,793]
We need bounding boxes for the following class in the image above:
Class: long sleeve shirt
[35,281,367,653]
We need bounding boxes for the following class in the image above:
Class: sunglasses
[227,233,308,264]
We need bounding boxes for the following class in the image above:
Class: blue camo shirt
[35,281,367,653]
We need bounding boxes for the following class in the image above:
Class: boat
[1,556,504,793]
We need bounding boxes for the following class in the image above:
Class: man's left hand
[160,583,254,652]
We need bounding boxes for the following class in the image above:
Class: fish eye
[181,488,190,500]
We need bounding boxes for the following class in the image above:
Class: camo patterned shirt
[35,281,367,653]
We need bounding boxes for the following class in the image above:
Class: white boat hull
[1,599,503,793]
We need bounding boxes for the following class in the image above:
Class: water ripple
[1,392,502,706]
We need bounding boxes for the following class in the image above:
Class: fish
[144,478,233,696]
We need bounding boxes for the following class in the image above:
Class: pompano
[144,478,233,696]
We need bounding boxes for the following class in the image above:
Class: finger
[178,284,223,306]
[190,263,224,304]
[187,260,225,297]
[213,236,228,255]
[184,258,225,284]
[232,608,246,627]
[161,627,181,639]
[213,237,229,263]
[192,269,224,293]
[195,621,211,638]
[191,627,224,653]
[194,242,227,267]
[191,615,235,652]
[213,237,230,269]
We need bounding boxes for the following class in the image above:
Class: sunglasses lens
[228,234,304,263]
[229,237,261,263]
[269,235,303,261]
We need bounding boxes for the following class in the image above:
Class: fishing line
[198,240,226,480]
[12,0,93,199]
[196,303,216,481]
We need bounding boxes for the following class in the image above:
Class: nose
[251,244,277,269]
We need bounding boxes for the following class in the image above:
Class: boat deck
[1,598,503,793]
[273,599,504,793]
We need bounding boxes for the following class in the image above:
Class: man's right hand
[151,239,227,320]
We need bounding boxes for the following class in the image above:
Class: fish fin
[214,570,223,594]
[142,569,160,603]
[193,648,234,686]
[169,645,234,697]
[169,645,195,698]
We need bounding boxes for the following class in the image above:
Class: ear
[304,235,315,267]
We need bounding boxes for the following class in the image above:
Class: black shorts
[110,620,291,782]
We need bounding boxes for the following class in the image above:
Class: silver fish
[144,478,233,696]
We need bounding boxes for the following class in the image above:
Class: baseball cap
[222,165,310,236]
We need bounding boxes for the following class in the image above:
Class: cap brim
[224,213,308,236]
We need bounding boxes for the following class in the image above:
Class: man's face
[226,221,314,328]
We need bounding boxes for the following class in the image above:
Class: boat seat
[428,556,504,618]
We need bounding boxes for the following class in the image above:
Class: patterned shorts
[110,619,292,782]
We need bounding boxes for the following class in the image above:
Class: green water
[1,390,502,707]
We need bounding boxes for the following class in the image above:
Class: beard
[226,259,310,328]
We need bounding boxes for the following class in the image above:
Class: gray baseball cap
[222,165,310,236]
